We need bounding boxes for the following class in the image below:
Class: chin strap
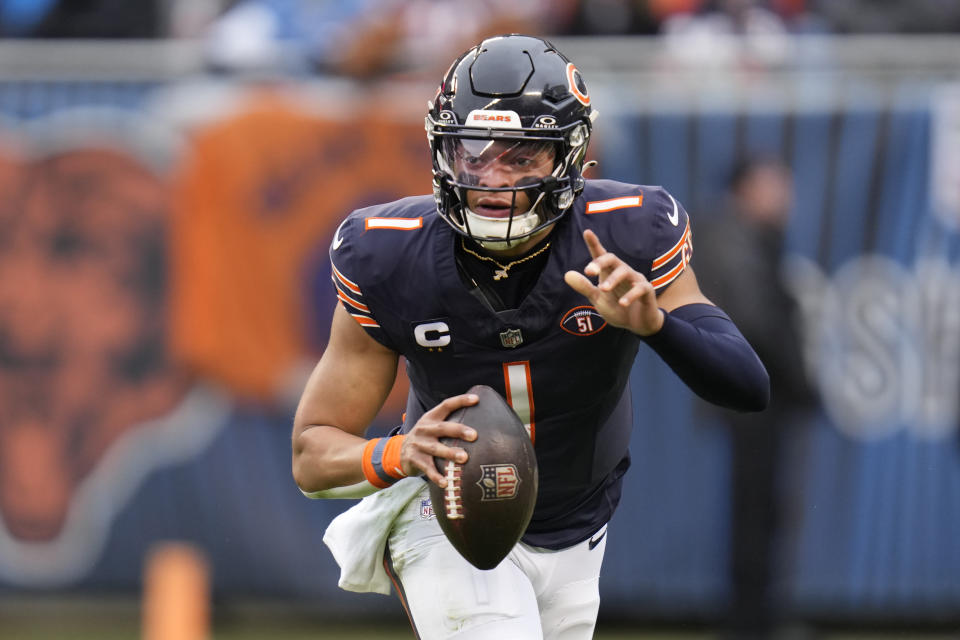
[464,207,541,248]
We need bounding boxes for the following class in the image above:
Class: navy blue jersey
[330,179,693,549]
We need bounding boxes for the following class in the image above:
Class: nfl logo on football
[478,464,521,501]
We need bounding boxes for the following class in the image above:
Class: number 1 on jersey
[502,361,535,444]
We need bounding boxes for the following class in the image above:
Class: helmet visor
[441,138,557,189]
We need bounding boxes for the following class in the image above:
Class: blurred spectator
[204,0,374,73]
[553,0,824,36]
[0,0,57,36]
[693,156,816,639]
[204,0,565,79]
[647,0,707,21]
[811,0,960,34]
[557,0,662,36]
[659,0,792,70]
[1,0,167,38]
[166,0,230,39]
[767,0,805,21]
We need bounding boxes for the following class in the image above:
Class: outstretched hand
[401,393,478,487]
[564,229,665,336]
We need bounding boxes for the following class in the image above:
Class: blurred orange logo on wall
[0,91,432,583]
[0,146,188,542]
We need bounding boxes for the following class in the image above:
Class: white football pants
[384,485,608,640]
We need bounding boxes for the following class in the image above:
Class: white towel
[322,476,426,595]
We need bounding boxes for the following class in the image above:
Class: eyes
[460,151,537,169]
[455,144,553,173]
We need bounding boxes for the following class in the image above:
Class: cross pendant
[494,269,509,280]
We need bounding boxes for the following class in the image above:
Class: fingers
[422,393,479,429]
[582,231,623,280]
[567,265,653,308]
[582,228,606,260]
[580,232,647,300]
[564,269,597,300]
[617,277,656,306]
[405,423,472,487]
[570,227,665,335]
[405,393,480,487]
[597,263,635,294]
[566,233,635,302]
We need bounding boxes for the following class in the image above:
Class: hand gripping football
[428,384,538,570]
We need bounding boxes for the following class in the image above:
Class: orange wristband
[361,435,407,489]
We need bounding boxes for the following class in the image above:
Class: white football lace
[444,460,463,520]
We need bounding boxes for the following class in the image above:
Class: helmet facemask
[430,124,589,250]
[426,34,595,249]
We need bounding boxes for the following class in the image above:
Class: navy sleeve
[642,303,770,412]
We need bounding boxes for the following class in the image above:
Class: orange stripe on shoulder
[350,313,380,328]
[652,220,691,269]
[365,217,423,231]
[651,260,686,289]
[331,263,361,294]
[585,194,642,214]
[336,289,370,313]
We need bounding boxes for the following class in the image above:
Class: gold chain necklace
[460,240,552,281]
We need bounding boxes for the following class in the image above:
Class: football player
[293,34,769,640]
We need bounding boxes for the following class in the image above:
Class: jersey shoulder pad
[582,180,646,216]
[580,181,692,291]
[643,187,693,290]
[329,195,435,331]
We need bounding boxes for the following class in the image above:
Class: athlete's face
[449,140,556,218]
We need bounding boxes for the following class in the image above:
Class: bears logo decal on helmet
[565,63,590,106]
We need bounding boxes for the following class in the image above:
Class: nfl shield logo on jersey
[499,328,523,348]
[420,499,436,520]
[477,464,521,501]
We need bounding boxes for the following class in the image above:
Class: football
[428,384,538,570]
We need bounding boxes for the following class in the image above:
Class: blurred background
[0,1,958,639]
